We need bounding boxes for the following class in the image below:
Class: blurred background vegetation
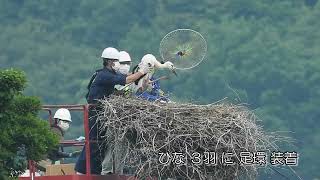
[1,0,319,179]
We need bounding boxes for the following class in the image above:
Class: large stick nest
[96,96,281,180]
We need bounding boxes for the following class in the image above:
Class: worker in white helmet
[48,108,80,160]
[102,52,132,175]
[115,51,132,75]
[113,51,134,97]
[100,51,135,175]
[84,47,151,103]
[75,47,152,175]
[53,108,72,132]
[36,108,80,172]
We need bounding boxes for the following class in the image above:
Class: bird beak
[172,69,177,76]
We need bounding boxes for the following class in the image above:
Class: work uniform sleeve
[56,151,71,158]
[97,72,127,86]
[110,73,127,86]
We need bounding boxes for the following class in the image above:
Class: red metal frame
[42,108,53,125]
[83,104,91,177]
[19,175,145,180]
[19,104,158,180]
[22,104,93,179]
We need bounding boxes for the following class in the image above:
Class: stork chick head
[163,61,175,71]
[141,54,176,75]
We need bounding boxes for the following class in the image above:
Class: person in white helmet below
[36,108,80,172]
[113,51,133,97]
[75,47,152,175]
[47,108,80,161]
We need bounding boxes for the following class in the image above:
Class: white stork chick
[132,54,175,93]
[152,57,175,71]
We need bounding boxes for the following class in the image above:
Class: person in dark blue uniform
[75,47,151,175]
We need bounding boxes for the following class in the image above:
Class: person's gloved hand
[75,136,85,142]
[69,150,82,158]
[138,62,153,74]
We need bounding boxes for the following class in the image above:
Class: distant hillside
[0,0,319,178]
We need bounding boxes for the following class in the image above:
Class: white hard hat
[54,108,72,122]
[119,51,131,63]
[101,47,120,60]
[141,54,156,64]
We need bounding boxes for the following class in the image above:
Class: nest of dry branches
[96,96,281,180]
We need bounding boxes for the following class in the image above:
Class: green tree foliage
[0,69,59,178]
[0,0,319,179]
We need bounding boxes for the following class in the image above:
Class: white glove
[75,136,85,141]
[138,63,153,74]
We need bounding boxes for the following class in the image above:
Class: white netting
[160,29,207,70]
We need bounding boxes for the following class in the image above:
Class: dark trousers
[74,142,104,174]
[75,105,105,174]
